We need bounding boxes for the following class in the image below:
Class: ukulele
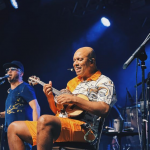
[28,76,89,117]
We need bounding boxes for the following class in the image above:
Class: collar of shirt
[66,70,102,92]
[77,70,101,82]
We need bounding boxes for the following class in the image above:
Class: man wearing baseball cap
[0,61,40,150]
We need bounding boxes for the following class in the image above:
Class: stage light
[101,17,110,27]
[10,0,18,9]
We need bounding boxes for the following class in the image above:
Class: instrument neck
[38,80,61,95]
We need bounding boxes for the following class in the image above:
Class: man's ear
[90,58,95,64]
[89,58,94,64]
[20,71,24,77]
[89,59,93,64]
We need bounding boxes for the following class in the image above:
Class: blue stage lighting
[101,17,110,27]
[10,0,18,9]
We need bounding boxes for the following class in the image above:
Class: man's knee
[8,121,33,145]
[7,122,18,138]
[38,115,54,127]
[37,115,61,140]
[37,115,61,132]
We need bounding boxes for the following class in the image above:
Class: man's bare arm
[29,99,40,121]
[43,81,57,114]
[56,94,110,117]
[0,111,5,118]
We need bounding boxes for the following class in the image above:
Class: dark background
[0,0,150,149]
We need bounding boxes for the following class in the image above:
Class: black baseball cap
[3,61,24,72]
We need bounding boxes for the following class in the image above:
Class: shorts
[25,117,87,146]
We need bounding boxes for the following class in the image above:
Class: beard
[8,74,20,83]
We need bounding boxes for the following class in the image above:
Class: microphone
[123,33,150,69]
[67,68,75,72]
[0,74,9,80]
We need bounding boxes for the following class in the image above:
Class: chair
[53,117,105,150]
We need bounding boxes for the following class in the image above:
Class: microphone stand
[146,74,150,150]
[123,33,150,150]
[0,79,5,85]
[139,50,147,150]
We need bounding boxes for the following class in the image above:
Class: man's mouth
[8,75,12,78]
[75,67,81,73]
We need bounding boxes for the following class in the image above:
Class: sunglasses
[5,67,19,73]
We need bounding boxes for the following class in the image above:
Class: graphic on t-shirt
[7,97,24,114]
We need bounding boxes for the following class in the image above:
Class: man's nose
[73,60,79,65]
